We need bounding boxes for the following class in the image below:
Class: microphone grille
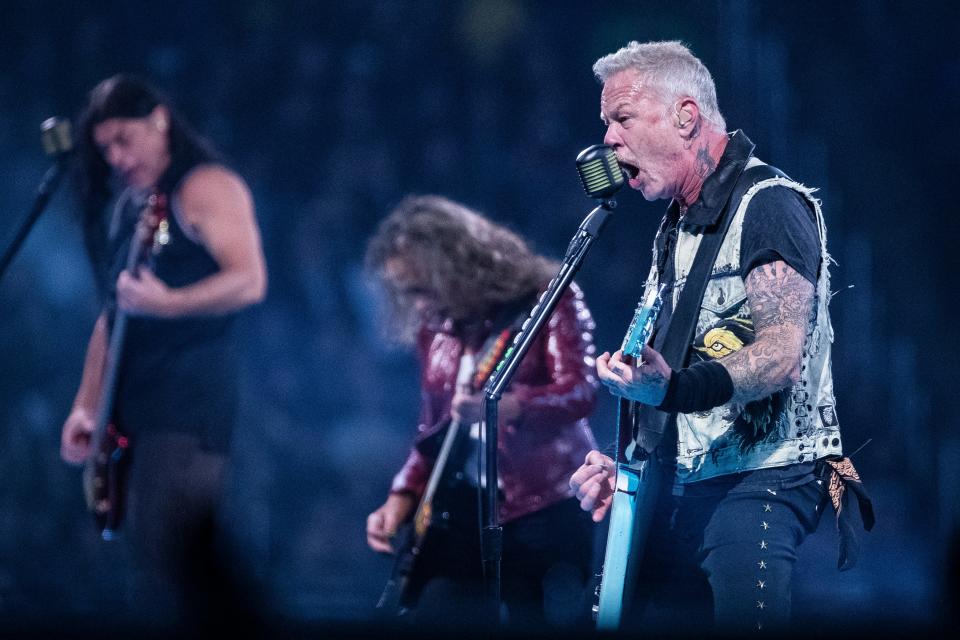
[41,117,73,157]
[575,144,625,199]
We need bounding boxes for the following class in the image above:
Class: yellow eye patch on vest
[697,327,744,358]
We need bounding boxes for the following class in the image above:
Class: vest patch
[818,404,839,427]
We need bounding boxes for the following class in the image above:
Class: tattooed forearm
[720,261,814,405]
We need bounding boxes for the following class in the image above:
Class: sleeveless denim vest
[642,157,843,483]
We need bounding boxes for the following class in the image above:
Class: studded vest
[644,158,843,483]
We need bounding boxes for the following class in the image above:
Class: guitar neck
[87,196,163,456]
[412,420,464,534]
[87,309,128,455]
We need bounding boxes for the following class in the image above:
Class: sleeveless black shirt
[105,163,240,452]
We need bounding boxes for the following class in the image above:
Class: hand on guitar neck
[570,450,616,522]
[367,492,416,554]
[596,346,672,406]
[115,267,179,318]
[450,389,521,425]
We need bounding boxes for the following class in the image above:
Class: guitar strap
[627,161,787,457]
[414,292,536,455]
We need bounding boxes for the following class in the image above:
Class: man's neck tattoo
[695,144,717,179]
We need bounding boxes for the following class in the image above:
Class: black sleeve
[739,186,820,285]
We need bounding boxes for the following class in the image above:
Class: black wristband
[657,359,734,413]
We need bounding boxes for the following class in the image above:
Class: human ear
[674,98,698,131]
[150,105,170,133]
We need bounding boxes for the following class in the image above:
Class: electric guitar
[82,191,170,540]
[593,283,664,630]
[376,325,516,615]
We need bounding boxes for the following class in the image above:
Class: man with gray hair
[570,41,872,632]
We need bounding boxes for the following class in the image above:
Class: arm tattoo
[720,260,814,405]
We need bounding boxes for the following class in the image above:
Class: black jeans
[124,432,238,630]
[405,485,596,631]
[627,462,828,634]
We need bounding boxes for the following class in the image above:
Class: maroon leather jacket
[390,284,598,523]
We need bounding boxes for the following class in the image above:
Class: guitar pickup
[614,467,642,495]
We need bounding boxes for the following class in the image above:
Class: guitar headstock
[134,191,171,257]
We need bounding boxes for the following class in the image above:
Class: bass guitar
[82,191,170,540]
[593,283,664,630]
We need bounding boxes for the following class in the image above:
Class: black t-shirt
[651,184,819,352]
[638,183,820,449]
[739,186,820,285]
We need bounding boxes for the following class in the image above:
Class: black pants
[124,431,239,630]
[627,462,828,634]
[405,486,596,631]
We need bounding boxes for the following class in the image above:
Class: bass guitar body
[82,423,131,540]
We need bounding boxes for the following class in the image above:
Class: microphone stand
[0,117,73,283]
[479,196,617,622]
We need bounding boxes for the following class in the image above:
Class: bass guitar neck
[82,191,169,540]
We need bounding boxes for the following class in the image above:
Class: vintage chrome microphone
[576,143,626,199]
[560,144,627,263]
[41,117,74,157]
[0,117,74,281]
[479,143,625,622]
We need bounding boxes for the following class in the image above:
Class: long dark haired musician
[60,74,267,630]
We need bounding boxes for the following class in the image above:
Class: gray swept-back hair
[593,40,726,130]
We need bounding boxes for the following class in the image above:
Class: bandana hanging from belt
[820,457,875,571]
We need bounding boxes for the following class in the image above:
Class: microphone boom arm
[486,198,615,400]
[0,117,73,282]
[478,196,616,619]
[0,159,69,281]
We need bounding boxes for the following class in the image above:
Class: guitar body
[82,423,131,540]
[377,420,473,614]
[593,282,665,630]
[594,455,660,630]
[377,322,519,616]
